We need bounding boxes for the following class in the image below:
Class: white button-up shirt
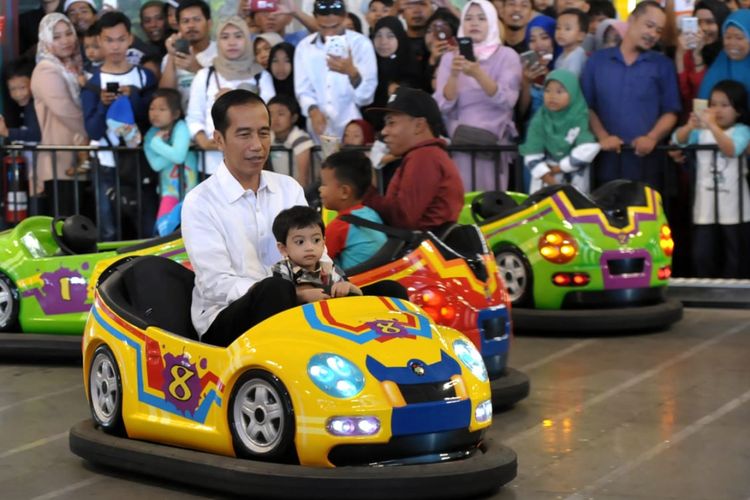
[182,161,308,337]
[294,29,377,140]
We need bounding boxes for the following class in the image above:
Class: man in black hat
[363,87,464,232]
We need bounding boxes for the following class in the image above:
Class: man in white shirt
[159,0,218,110]
[182,90,327,346]
[294,0,377,142]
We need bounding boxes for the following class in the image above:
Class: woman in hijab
[266,42,305,129]
[253,32,284,70]
[519,69,600,194]
[699,9,750,99]
[594,19,627,51]
[676,0,731,112]
[30,13,87,196]
[365,16,413,128]
[518,15,560,122]
[434,0,522,191]
[186,16,274,175]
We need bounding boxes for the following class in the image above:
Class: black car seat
[471,191,519,222]
[51,215,98,255]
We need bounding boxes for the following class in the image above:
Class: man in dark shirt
[495,0,533,54]
[364,87,464,231]
[401,0,434,92]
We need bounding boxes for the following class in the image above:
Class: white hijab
[457,0,502,62]
[36,13,83,101]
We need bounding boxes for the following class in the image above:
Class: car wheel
[229,370,295,461]
[89,345,125,435]
[495,245,534,307]
[0,273,19,332]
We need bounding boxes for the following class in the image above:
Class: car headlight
[475,399,493,423]
[452,339,488,382]
[308,353,365,398]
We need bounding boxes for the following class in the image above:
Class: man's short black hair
[140,0,165,18]
[369,0,395,7]
[558,8,589,33]
[4,57,34,81]
[98,11,132,33]
[212,89,269,136]
[588,0,616,19]
[321,150,373,199]
[84,22,101,38]
[268,94,301,117]
[631,0,663,18]
[272,206,326,244]
[177,0,211,22]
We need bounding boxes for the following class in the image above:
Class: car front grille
[398,381,458,404]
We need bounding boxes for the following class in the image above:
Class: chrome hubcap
[90,352,119,425]
[0,279,13,328]
[233,379,284,454]
[497,252,527,303]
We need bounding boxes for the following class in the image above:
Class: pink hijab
[457,0,502,62]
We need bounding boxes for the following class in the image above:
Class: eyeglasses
[314,0,346,14]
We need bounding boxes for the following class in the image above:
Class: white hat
[64,0,97,12]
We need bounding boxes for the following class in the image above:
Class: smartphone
[434,23,456,46]
[325,35,349,58]
[250,0,277,12]
[680,16,699,49]
[106,81,120,94]
[174,38,190,55]
[520,50,539,68]
[457,37,475,62]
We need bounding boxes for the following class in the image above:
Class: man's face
[316,13,346,38]
[66,2,97,33]
[179,6,211,43]
[627,6,665,51]
[402,0,433,32]
[254,10,291,34]
[382,112,425,157]
[214,102,272,181]
[99,23,133,64]
[141,5,167,43]
[555,0,589,14]
[499,0,532,31]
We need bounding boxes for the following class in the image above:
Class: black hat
[313,0,347,15]
[368,87,446,137]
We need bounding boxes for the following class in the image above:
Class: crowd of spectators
[1,0,750,278]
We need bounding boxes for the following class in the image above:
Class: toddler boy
[319,150,386,270]
[271,206,362,299]
[554,9,589,76]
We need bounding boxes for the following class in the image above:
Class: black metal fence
[1,142,748,278]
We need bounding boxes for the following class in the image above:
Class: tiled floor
[1,308,748,499]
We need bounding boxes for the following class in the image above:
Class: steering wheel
[51,215,98,255]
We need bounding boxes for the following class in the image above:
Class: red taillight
[415,288,456,324]
[552,272,590,287]
[660,225,674,257]
[658,266,672,280]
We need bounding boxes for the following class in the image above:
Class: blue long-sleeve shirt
[80,66,157,141]
[7,100,41,143]
[144,120,198,197]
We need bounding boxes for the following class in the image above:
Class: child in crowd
[0,58,41,144]
[342,119,375,146]
[253,33,283,70]
[672,79,750,278]
[268,94,315,186]
[533,0,556,18]
[81,24,104,83]
[319,150,387,269]
[587,0,616,36]
[144,88,198,235]
[519,69,600,193]
[271,205,362,299]
[554,9,589,77]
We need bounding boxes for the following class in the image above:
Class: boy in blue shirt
[319,150,387,270]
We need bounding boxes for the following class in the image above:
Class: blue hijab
[698,9,750,99]
[524,15,562,66]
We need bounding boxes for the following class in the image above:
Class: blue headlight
[308,354,365,398]
[452,339,488,382]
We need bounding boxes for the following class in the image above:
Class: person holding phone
[159,0,217,110]
[294,0,377,142]
[434,0,522,191]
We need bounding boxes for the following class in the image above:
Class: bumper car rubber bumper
[0,333,82,362]
[511,298,684,333]
[490,367,530,410]
[69,419,517,500]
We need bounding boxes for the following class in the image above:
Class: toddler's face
[83,36,103,63]
[709,90,740,129]
[7,76,31,107]
[543,80,570,111]
[554,13,584,48]
[281,225,326,271]
[269,103,295,136]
